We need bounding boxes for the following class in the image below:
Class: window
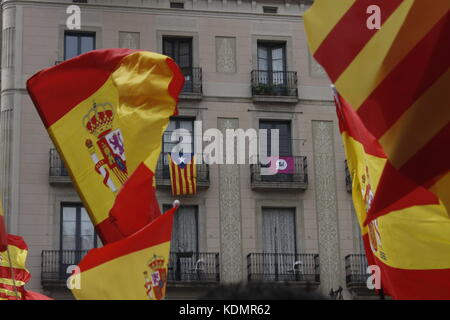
[163,37,193,91]
[261,207,297,280]
[257,42,286,87]
[263,6,278,14]
[259,120,292,156]
[262,207,296,254]
[61,203,100,251]
[164,205,198,253]
[64,31,95,60]
[170,2,185,9]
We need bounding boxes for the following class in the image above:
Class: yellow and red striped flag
[168,153,197,195]
[0,235,31,300]
[0,200,7,252]
[70,206,176,300]
[27,49,184,244]
[305,0,450,223]
[335,91,450,299]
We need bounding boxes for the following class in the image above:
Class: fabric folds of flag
[304,0,450,222]
[70,207,175,300]
[335,91,450,300]
[168,153,197,195]
[0,200,7,252]
[27,49,185,244]
[0,235,31,300]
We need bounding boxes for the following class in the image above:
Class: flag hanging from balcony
[168,153,197,195]
[70,206,175,300]
[27,49,184,244]
[334,90,450,300]
[0,199,7,252]
[304,0,450,223]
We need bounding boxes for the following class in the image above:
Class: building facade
[0,0,373,300]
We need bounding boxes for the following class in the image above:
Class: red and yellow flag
[0,235,31,300]
[70,206,175,300]
[335,91,450,299]
[27,49,184,244]
[0,200,7,252]
[305,0,450,222]
[168,153,197,195]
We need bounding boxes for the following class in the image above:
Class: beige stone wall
[1,0,360,299]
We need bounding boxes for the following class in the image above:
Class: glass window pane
[62,235,76,250]
[272,47,283,60]
[65,35,78,60]
[81,35,95,54]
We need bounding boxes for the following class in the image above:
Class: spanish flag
[70,206,175,300]
[0,200,6,252]
[335,91,450,299]
[304,0,450,222]
[27,49,184,244]
[168,153,197,195]
[0,235,31,300]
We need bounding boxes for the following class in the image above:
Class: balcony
[251,70,298,103]
[168,252,220,286]
[345,254,377,296]
[345,160,352,193]
[250,156,308,190]
[180,67,203,100]
[42,250,220,288]
[247,253,320,285]
[155,153,210,189]
[41,250,88,288]
[49,149,71,184]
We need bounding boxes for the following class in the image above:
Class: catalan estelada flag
[168,153,197,195]
[27,49,184,244]
[70,206,175,300]
[0,235,31,300]
[335,90,450,299]
[305,0,450,223]
[0,199,7,252]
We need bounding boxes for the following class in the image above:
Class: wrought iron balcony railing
[247,253,320,284]
[181,67,202,95]
[251,70,298,98]
[168,252,220,283]
[345,160,352,193]
[250,156,308,190]
[155,153,210,188]
[41,250,89,287]
[345,254,369,288]
[42,250,220,287]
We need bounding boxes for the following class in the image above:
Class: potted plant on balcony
[253,83,272,95]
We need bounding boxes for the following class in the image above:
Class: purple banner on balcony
[266,156,295,175]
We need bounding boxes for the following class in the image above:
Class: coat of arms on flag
[168,153,197,195]
[143,254,167,300]
[83,102,128,193]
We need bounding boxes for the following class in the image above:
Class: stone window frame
[57,25,102,62]
[251,35,294,72]
[156,30,200,69]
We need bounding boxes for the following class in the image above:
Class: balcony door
[163,37,193,92]
[164,205,199,281]
[60,203,99,278]
[257,42,286,89]
[262,207,297,281]
[259,120,293,182]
